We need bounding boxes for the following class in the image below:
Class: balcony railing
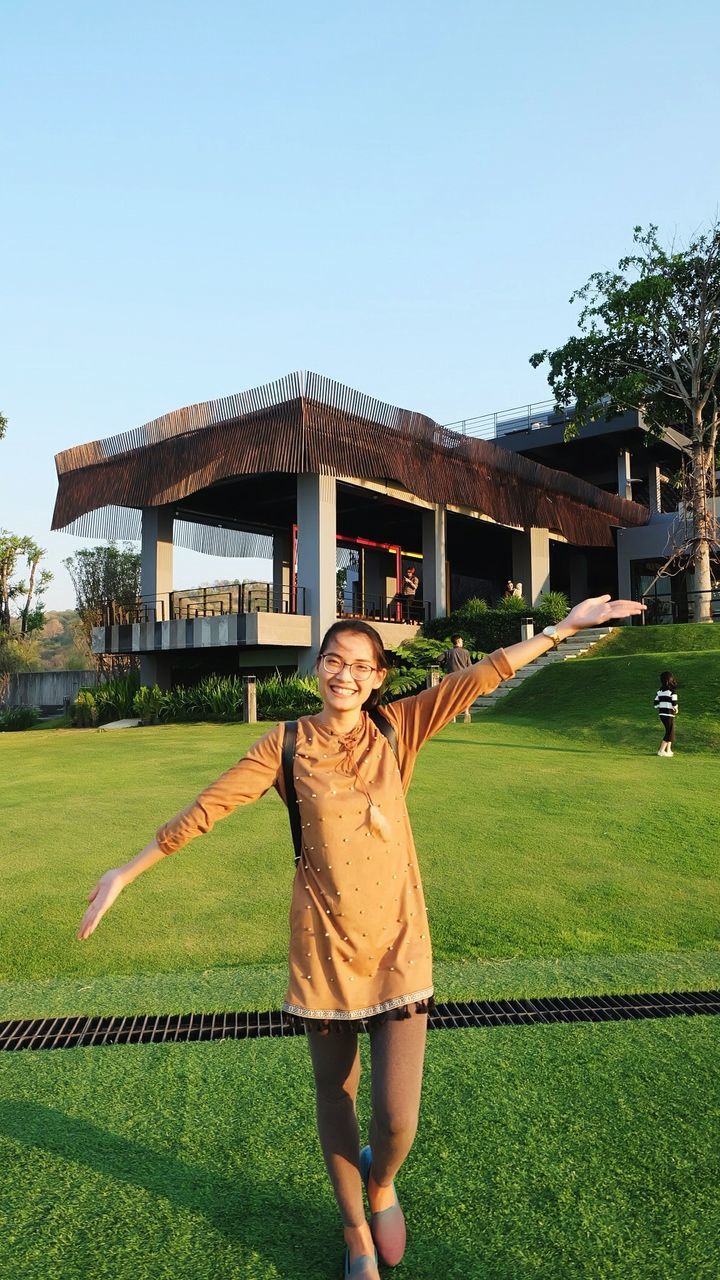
[104,585,432,627]
[104,584,307,626]
[640,586,720,624]
[443,399,568,440]
[336,589,431,624]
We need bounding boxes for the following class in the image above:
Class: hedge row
[421,592,569,651]
[70,672,323,727]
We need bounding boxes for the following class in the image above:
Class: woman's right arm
[77,839,166,939]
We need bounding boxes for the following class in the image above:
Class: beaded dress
[155,650,513,1023]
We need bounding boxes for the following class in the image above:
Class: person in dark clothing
[655,670,679,756]
[388,565,420,621]
[443,635,472,722]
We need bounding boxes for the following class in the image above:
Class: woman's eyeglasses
[320,653,377,681]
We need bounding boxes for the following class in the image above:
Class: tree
[0,532,52,699]
[0,410,7,442]
[531,223,720,622]
[0,531,52,636]
[64,544,141,672]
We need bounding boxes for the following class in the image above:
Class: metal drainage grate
[1,991,719,1053]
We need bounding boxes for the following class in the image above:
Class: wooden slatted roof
[52,371,649,548]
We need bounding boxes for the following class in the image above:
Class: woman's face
[316,631,387,716]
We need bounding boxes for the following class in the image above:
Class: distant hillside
[33,610,92,671]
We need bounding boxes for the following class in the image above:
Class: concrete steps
[472,627,614,710]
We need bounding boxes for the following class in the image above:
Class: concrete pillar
[273,531,292,613]
[616,530,632,608]
[617,449,633,501]
[140,505,174,619]
[511,528,550,606]
[139,653,172,690]
[422,504,447,620]
[648,462,662,514]
[569,552,589,605]
[296,473,337,673]
[362,548,383,618]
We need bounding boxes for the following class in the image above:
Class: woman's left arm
[503,594,645,672]
[384,594,645,754]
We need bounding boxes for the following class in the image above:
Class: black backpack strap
[282,721,303,865]
[369,707,398,762]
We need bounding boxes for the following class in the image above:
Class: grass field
[1,1019,718,1280]
[1,627,719,1278]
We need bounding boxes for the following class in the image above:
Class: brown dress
[156,650,514,1023]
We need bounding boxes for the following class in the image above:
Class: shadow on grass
[0,1098,487,1279]
[436,736,598,754]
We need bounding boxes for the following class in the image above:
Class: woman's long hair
[659,670,678,691]
[317,620,390,710]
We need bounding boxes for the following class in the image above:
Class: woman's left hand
[562,594,646,634]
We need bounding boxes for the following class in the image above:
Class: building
[446,400,697,621]
[52,373,648,685]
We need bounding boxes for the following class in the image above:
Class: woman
[78,593,643,1279]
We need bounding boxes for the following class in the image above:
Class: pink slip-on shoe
[359,1145,407,1267]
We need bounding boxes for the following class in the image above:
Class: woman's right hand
[77,868,127,940]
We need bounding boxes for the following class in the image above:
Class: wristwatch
[542,624,563,649]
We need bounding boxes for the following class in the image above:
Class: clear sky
[2,0,719,610]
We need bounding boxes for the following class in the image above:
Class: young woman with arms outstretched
[78,594,643,1279]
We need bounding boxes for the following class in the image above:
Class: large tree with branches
[531,223,720,622]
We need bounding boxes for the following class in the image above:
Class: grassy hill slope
[488,624,720,754]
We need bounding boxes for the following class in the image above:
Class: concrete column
[272,531,292,613]
[616,530,632,608]
[617,449,633,501]
[296,473,337,673]
[511,528,550,606]
[139,653,172,690]
[140,505,174,619]
[421,504,447,619]
[648,461,662,514]
[569,552,589,605]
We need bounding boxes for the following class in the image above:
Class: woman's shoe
[344,1245,379,1278]
[359,1145,407,1266]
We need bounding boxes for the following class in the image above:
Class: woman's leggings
[307,1013,428,1227]
[659,714,676,744]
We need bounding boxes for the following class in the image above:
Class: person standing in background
[655,671,679,756]
[443,634,472,723]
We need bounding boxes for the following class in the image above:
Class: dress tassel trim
[283,989,435,1034]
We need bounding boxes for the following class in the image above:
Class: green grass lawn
[1,1018,718,1280]
[1,633,719,1016]
[1,716,719,1015]
[1,629,719,1279]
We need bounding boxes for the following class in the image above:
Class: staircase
[472,627,614,711]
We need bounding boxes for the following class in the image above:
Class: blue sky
[2,0,719,609]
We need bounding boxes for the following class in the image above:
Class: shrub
[257,674,322,721]
[494,593,528,611]
[382,635,484,701]
[382,667,428,699]
[393,636,453,667]
[0,704,40,731]
[423,603,562,651]
[537,591,570,623]
[454,596,489,619]
[132,684,170,725]
[70,689,98,728]
[93,672,141,723]
[166,675,245,722]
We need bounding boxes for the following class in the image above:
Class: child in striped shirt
[655,671,678,756]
